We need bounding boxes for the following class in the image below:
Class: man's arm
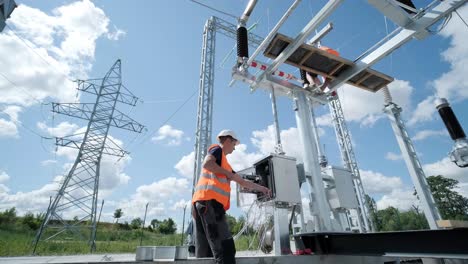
[202,155,271,197]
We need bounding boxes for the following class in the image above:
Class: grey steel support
[274,207,291,255]
[33,60,144,253]
[0,0,16,32]
[328,95,373,232]
[193,17,216,188]
[309,102,327,167]
[247,0,302,66]
[270,87,284,154]
[383,88,441,229]
[294,91,333,231]
[328,0,467,92]
[239,0,258,26]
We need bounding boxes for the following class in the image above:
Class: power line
[189,0,238,20]
[0,110,53,140]
[126,88,198,152]
[5,24,75,83]
[0,70,45,105]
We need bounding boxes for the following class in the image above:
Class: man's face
[224,137,238,155]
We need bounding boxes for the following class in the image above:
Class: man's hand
[256,185,272,198]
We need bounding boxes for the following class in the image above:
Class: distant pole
[140,203,149,246]
[181,204,187,245]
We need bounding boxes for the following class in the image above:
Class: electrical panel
[238,154,301,206]
[325,166,359,209]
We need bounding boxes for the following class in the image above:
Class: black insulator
[300,70,309,85]
[237,26,249,58]
[437,104,466,140]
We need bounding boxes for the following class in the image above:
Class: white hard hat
[217,129,240,145]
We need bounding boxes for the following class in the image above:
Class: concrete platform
[0,253,399,264]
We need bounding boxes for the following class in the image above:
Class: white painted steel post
[294,90,332,231]
[270,86,284,154]
[384,102,441,229]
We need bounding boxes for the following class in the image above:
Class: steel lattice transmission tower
[33,59,144,253]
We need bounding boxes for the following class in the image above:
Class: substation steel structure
[193,0,466,243]
[33,60,145,253]
[192,4,373,236]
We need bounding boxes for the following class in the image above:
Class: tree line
[1,175,467,233]
[366,175,468,231]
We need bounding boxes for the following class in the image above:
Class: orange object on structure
[319,46,340,57]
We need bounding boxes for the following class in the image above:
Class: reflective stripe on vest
[194,184,230,197]
[200,172,229,184]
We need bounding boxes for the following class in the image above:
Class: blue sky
[0,0,467,232]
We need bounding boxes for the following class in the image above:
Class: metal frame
[328,0,467,92]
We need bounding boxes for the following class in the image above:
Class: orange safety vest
[319,46,340,57]
[192,144,232,211]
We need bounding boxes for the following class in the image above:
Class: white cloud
[338,80,413,126]
[0,175,62,214]
[360,169,404,195]
[0,0,124,141]
[227,144,264,172]
[385,152,403,161]
[0,119,18,138]
[316,113,333,127]
[409,6,468,125]
[116,177,190,220]
[41,159,57,166]
[408,96,437,126]
[151,125,186,146]
[433,5,468,102]
[412,129,447,141]
[174,152,195,178]
[0,171,10,183]
[0,106,22,137]
[250,125,309,163]
[423,157,467,186]
[107,27,126,41]
[376,189,416,210]
[98,155,132,191]
[172,199,190,211]
[133,177,189,202]
[37,121,79,137]
[3,106,22,121]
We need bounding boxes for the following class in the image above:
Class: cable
[454,10,468,30]
[189,0,238,20]
[125,88,198,152]
[5,24,75,83]
[0,109,53,140]
[0,70,45,105]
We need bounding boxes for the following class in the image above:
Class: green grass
[0,227,255,257]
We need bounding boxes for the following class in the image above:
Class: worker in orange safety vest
[192,129,271,264]
[306,45,340,91]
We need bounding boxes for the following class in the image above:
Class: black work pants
[194,200,236,264]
